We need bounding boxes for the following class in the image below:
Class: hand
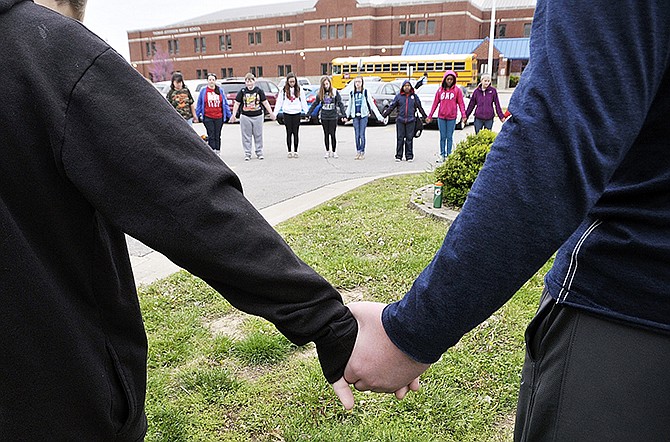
[192,117,198,124]
[461,118,467,126]
[332,377,354,410]
[344,302,430,395]
[425,117,432,124]
[229,115,237,124]
[269,112,277,121]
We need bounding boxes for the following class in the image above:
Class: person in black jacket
[0,1,357,439]
[307,76,347,158]
[382,80,427,162]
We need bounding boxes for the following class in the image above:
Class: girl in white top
[274,72,309,158]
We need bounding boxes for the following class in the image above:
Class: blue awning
[402,37,530,60]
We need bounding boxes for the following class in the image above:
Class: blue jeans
[438,118,456,156]
[474,118,493,134]
[353,116,369,153]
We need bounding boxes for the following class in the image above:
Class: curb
[408,185,460,225]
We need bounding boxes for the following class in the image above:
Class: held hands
[331,301,431,410]
[229,115,237,124]
[425,117,432,124]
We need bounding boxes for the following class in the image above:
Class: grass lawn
[139,172,549,441]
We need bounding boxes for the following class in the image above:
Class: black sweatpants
[395,120,415,160]
[284,113,301,152]
[515,289,670,441]
[321,118,338,152]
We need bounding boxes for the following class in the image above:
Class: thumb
[332,377,355,410]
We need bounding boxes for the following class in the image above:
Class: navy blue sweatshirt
[0,1,356,439]
[383,0,670,363]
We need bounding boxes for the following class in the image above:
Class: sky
[83,0,291,61]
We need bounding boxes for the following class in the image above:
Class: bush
[434,129,497,208]
[509,75,520,88]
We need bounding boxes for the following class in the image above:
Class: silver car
[339,81,400,126]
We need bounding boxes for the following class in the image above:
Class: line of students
[167,71,505,162]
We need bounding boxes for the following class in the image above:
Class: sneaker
[355,153,361,160]
[324,151,330,158]
[436,155,445,163]
[293,152,299,158]
[333,152,339,158]
[395,158,401,162]
[407,158,414,163]
[359,154,365,160]
[287,152,293,158]
[257,155,264,160]
[244,156,251,161]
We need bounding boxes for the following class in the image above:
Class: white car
[151,80,171,96]
[414,83,474,129]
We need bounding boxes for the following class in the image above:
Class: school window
[248,32,262,45]
[337,24,344,39]
[196,69,208,79]
[194,37,206,53]
[321,63,330,75]
[167,39,179,55]
[346,23,353,38]
[409,21,416,35]
[417,21,426,35]
[328,25,336,39]
[427,20,436,35]
[523,22,532,37]
[277,64,292,76]
[276,29,291,43]
[399,21,407,36]
[320,25,327,39]
[250,66,263,77]
[145,41,157,57]
[495,24,507,38]
[221,68,233,78]
[219,34,232,51]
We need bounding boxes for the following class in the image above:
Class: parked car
[339,81,400,125]
[277,76,311,89]
[151,80,171,96]
[277,85,320,125]
[219,77,280,120]
[414,84,474,129]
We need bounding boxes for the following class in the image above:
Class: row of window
[399,20,436,36]
[338,61,466,74]
[145,30,294,56]
[147,20,531,58]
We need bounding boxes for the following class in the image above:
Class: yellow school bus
[331,54,478,89]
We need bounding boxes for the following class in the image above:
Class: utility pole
[487,0,497,75]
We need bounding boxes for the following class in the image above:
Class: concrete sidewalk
[130,172,414,286]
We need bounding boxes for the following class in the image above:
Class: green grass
[139,172,548,441]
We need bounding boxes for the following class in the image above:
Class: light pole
[487,0,496,75]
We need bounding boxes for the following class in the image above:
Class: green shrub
[434,129,496,208]
[509,75,520,88]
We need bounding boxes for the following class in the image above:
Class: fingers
[332,377,355,410]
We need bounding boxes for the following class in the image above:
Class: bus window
[435,62,444,71]
[365,64,374,73]
[417,62,425,71]
[399,63,407,72]
[444,62,453,70]
[454,62,465,71]
[426,62,434,71]
[391,63,399,71]
[333,65,341,74]
[374,63,382,71]
[351,65,358,73]
[343,65,350,73]
[382,63,391,72]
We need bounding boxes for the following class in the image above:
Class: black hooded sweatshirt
[0,1,356,439]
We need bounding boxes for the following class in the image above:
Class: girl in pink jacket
[427,70,466,162]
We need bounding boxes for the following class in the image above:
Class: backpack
[413,94,424,138]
